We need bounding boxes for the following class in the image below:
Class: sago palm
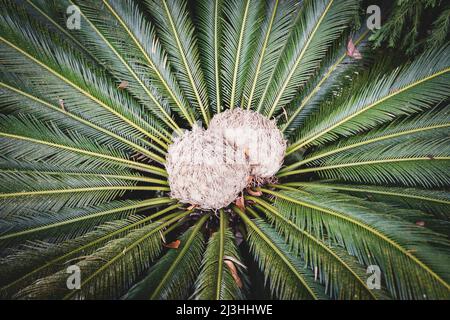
[0,0,449,300]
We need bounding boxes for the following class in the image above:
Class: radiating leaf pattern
[0,0,449,300]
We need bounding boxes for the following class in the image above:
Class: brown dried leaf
[347,38,362,59]
[187,204,198,211]
[224,260,242,288]
[235,196,245,211]
[224,255,247,270]
[247,188,262,197]
[243,147,250,159]
[58,99,65,111]
[281,106,288,121]
[163,239,181,249]
[415,221,425,227]
[117,80,129,89]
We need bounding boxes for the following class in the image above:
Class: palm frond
[262,188,450,299]
[426,7,450,49]
[0,114,165,176]
[0,216,145,298]
[0,0,448,301]
[283,131,450,188]
[0,168,150,218]
[144,0,210,124]
[94,0,196,127]
[61,1,185,130]
[242,0,298,111]
[284,182,450,220]
[0,1,170,153]
[124,215,208,299]
[248,196,387,299]
[0,206,181,298]
[221,0,264,109]
[281,27,371,135]
[0,79,167,158]
[193,0,223,113]
[194,211,246,299]
[15,211,190,299]
[282,104,450,172]
[234,207,326,300]
[258,0,360,117]
[0,198,174,247]
[24,0,104,66]
[288,45,450,154]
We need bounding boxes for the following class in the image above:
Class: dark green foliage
[0,0,449,300]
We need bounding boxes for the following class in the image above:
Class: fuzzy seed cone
[209,108,286,178]
[165,126,249,210]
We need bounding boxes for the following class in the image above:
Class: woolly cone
[165,126,250,209]
[209,108,286,179]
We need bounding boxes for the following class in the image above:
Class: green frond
[194,211,247,299]
[0,0,448,301]
[242,0,298,111]
[0,216,146,298]
[0,198,174,247]
[248,196,387,299]
[282,104,450,172]
[124,215,208,300]
[144,0,210,124]
[262,188,450,299]
[0,114,166,176]
[14,211,190,299]
[286,182,450,220]
[97,0,196,128]
[221,0,264,109]
[281,27,371,135]
[0,168,167,186]
[24,0,104,66]
[426,7,450,49]
[0,206,182,298]
[0,168,142,218]
[234,207,327,300]
[0,1,170,151]
[288,45,450,154]
[258,0,360,117]
[193,0,223,113]
[59,1,185,132]
[0,79,167,158]
[15,222,162,299]
[370,0,446,55]
[283,131,450,188]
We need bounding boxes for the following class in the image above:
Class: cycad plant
[0,0,449,300]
